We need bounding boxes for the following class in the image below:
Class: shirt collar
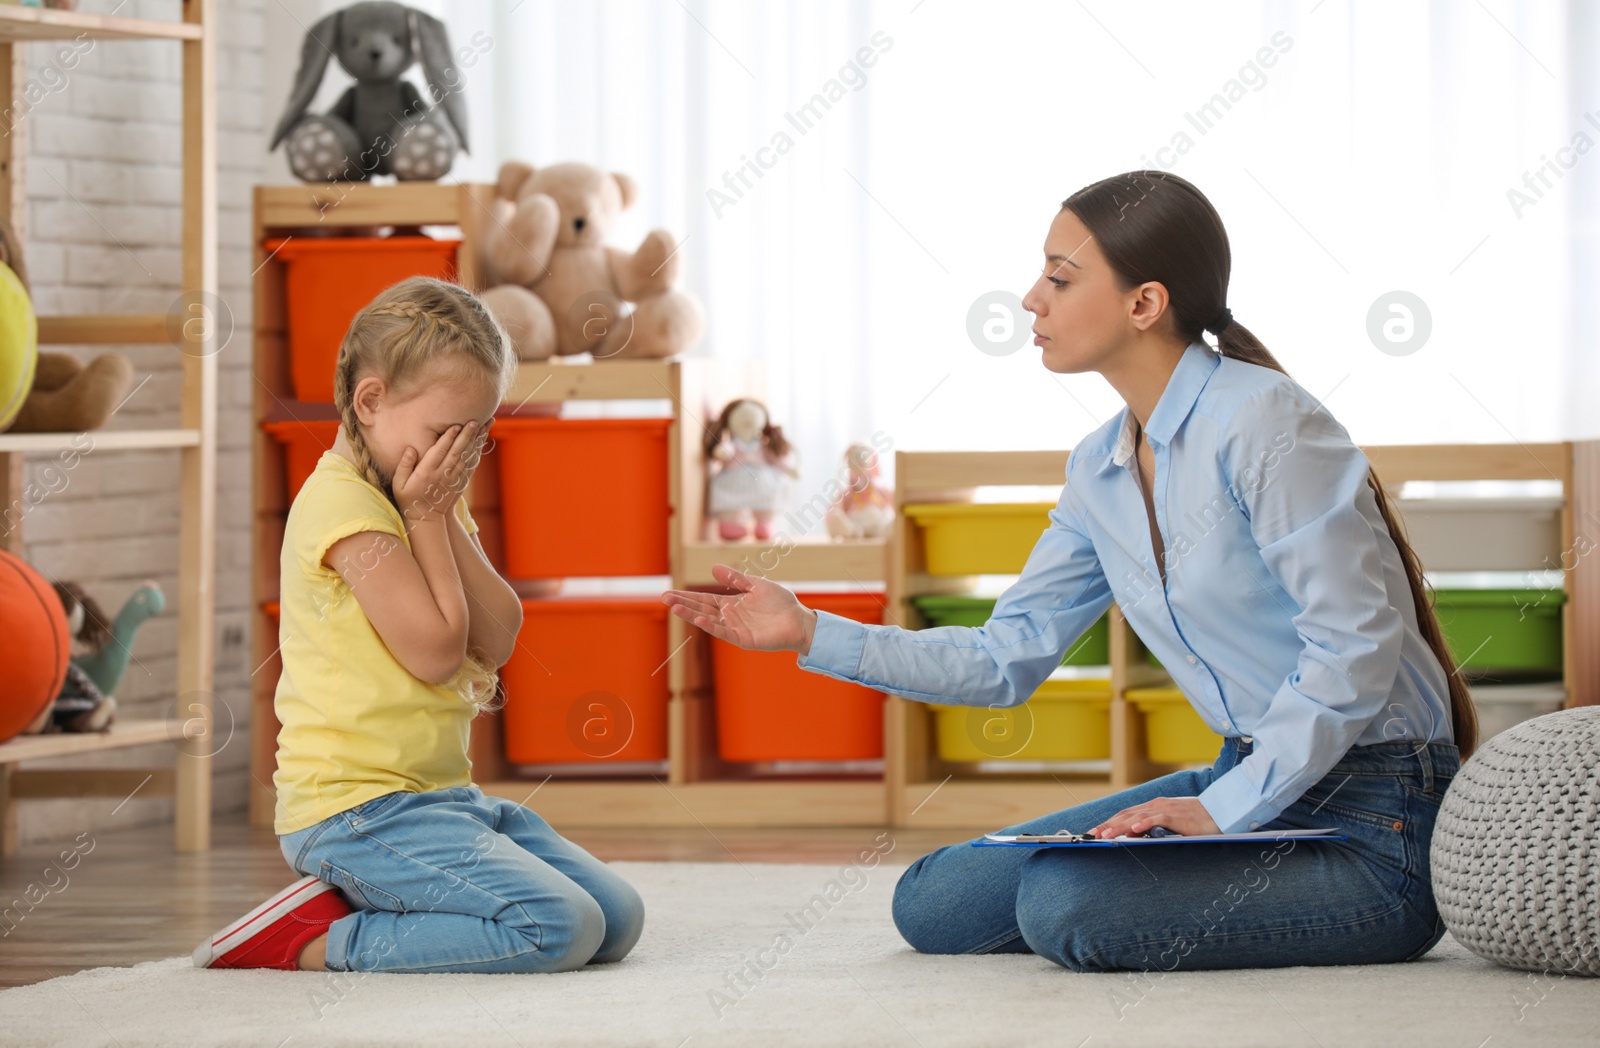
[1098,341,1221,474]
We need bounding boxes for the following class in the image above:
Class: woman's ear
[1127,280,1172,333]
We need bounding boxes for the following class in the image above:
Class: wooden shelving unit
[0,0,216,854]
[655,370,891,829]
[886,441,1598,828]
[250,181,891,829]
[248,181,1597,834]
[1366,441,1593,704]
[468,354,891,827]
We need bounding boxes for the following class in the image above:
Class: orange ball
[0,550,70,743]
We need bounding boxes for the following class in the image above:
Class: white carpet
[2,861,1596,1047]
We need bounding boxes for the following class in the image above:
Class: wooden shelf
[38,313,177,345]
[0,0,217,855]
[0,5,201,42]
[680,535,887,586]
[254,181,478,229]
[505,359,687,404]
[0,429,200,454]
[0,720,179,765]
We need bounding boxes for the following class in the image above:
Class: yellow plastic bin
[933,677,1111,761]
[1125,687,1225,764]
[903,502,1054,576]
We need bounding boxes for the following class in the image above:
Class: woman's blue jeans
[278,784,644,974]
[892,738,1460,972]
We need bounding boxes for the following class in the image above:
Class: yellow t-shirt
[272,449,480,834]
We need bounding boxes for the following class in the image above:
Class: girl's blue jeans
[892,737,1460,972]
[278,784,644,974]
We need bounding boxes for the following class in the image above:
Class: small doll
[23,581,121,734]
[825,443,894,540]
[704,398,800,541]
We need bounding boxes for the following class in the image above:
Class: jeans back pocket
[320,860,402,911]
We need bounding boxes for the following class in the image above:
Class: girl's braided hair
[332,275,517,715]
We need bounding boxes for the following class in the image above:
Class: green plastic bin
[1432,588,1566,673]
[912,595,1110,667]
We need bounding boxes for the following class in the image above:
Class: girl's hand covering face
[393,419,480,521]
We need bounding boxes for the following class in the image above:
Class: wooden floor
[0,815,977,990]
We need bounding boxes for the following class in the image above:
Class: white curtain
[403,1,1593,525]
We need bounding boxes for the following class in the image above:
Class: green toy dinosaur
[30,581,165,734]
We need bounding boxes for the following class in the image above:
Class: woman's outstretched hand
[1090,796,1222,839]
[661,564,818,655]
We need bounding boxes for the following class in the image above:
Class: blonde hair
[332,275,517,716]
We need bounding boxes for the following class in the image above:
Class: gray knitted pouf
[1431,706,1599,975]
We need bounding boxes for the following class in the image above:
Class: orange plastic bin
[262,419,341,499]
[711,591,887,762]
[492,417,671,578]
[499,597,670,764]
[264,236,461,403]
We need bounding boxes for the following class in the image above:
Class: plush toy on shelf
[703,398,800,542]
[269,1,470,184]
[0,217,134,435]
[22,580,165,735]
[825,443,894,541]
[478,160,705,362]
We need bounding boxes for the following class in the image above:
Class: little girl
[194,276,644,974]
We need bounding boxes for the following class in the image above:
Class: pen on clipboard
[1086,826,1178,840]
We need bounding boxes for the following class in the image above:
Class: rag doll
[704,398,799,542]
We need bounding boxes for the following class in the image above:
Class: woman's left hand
[1090,797,1221,839]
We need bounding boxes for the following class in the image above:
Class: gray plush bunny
[270,1,470,183]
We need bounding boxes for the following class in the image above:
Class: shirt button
[1248,822,1260,830]
[1186,655,1198,665]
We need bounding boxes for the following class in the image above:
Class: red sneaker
[192,874,352,969]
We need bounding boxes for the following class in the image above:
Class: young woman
[662,171,1473,973]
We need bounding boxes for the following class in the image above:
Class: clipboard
[973,827,1347,848]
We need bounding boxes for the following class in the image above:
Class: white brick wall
[16,0,266,847]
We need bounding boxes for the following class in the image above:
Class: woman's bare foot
[298,932,329,971]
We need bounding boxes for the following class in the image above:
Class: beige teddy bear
[477,160,705,362]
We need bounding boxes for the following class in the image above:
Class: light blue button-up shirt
[797,341,1454,833]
